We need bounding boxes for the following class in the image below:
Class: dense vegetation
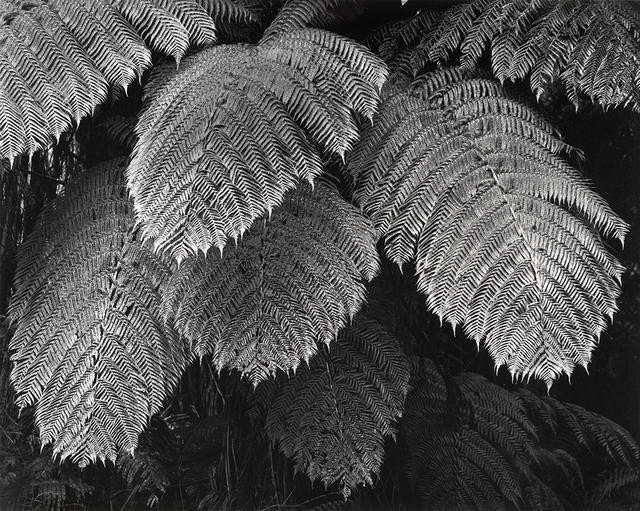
[0,0,639,509]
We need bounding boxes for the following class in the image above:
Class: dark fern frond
[97,115,138,151]
[519,389,640,470]
[116,450,169,506]
[161,183,379,384]
[585,467,640,511]
[263,316,410,498]
[402,359,549,510]
[402,359,640,510]
[7,160,188,466]
[378,0,640,111]
[349,68,627,386]
[0,0,257,162]
[129,28,385,262]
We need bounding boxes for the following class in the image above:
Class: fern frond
[7,160,187,466]
[260,0,364,44]
[97,115,138,150]
[585,467,640,511]
[264,317,410,498]
[350,68,627,386]
[0,0,257,161]
[402,360,542,510]
[381,0,640,111]
[402,360,640,509]
[128,28,384,262]
[116,450,169,498]
[161,183,378,383]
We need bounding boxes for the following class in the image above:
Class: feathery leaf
[350,68,627,386]
[128,27,386,262]
[263,317,410,498]
[161,182,379,384]
[7,160,187,466]
[0,0,256,162]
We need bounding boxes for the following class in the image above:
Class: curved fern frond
[260,0,364,43]
[585,467,640,511]
[402,359,640,510]
[0,0,256,162]
[402,360,545,510]
[161,182,379,383]
[377,0,640,110]
[519,389,640,468]
[263,317,410,498]
[128,27,385,262]
[7,160,187,466]
[350,68,627,386]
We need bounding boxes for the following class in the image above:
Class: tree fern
[350,67,628,385]
[0,0,256,162]
[161,182,378,383]
[7,160,187,466]
[128,25,386,261]
[258,317,410,498]
[372,0,640,110]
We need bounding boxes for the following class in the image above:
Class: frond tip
[263,317,410,498]
[128,27,386,262]
[350,68,628,386]
[7,160,187,466]
[161,182,379,384]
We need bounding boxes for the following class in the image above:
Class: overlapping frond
[263,317,410,498]
[260,0,365,43]
[350,67,627,386]
[402,359,640,510]
[0,0,257,161]
[128,27,386,262]
[7,160,187,466]
[372,0,640,110]
[161,183,379,384]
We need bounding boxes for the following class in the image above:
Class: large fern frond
[402,359,640,510]
[7,160,187,466]
[350,68,627,386]
[161,182,379,383]
[128,27,386,262]
[374,0,640,110]
[261,317,410,498]
[0,0,256,161]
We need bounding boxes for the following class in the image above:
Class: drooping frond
[402,359,640,510]
[161,183,379,384]
[402,359,549,510]
[585,468,640,511]
[373,0,640,110]
[350,67,628,386]
[7,160,187,466]
[519,389,640,469]
[116,450,169,503]
[0,0,257,162]
[263,317,410,498]
[128,27,386,262]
